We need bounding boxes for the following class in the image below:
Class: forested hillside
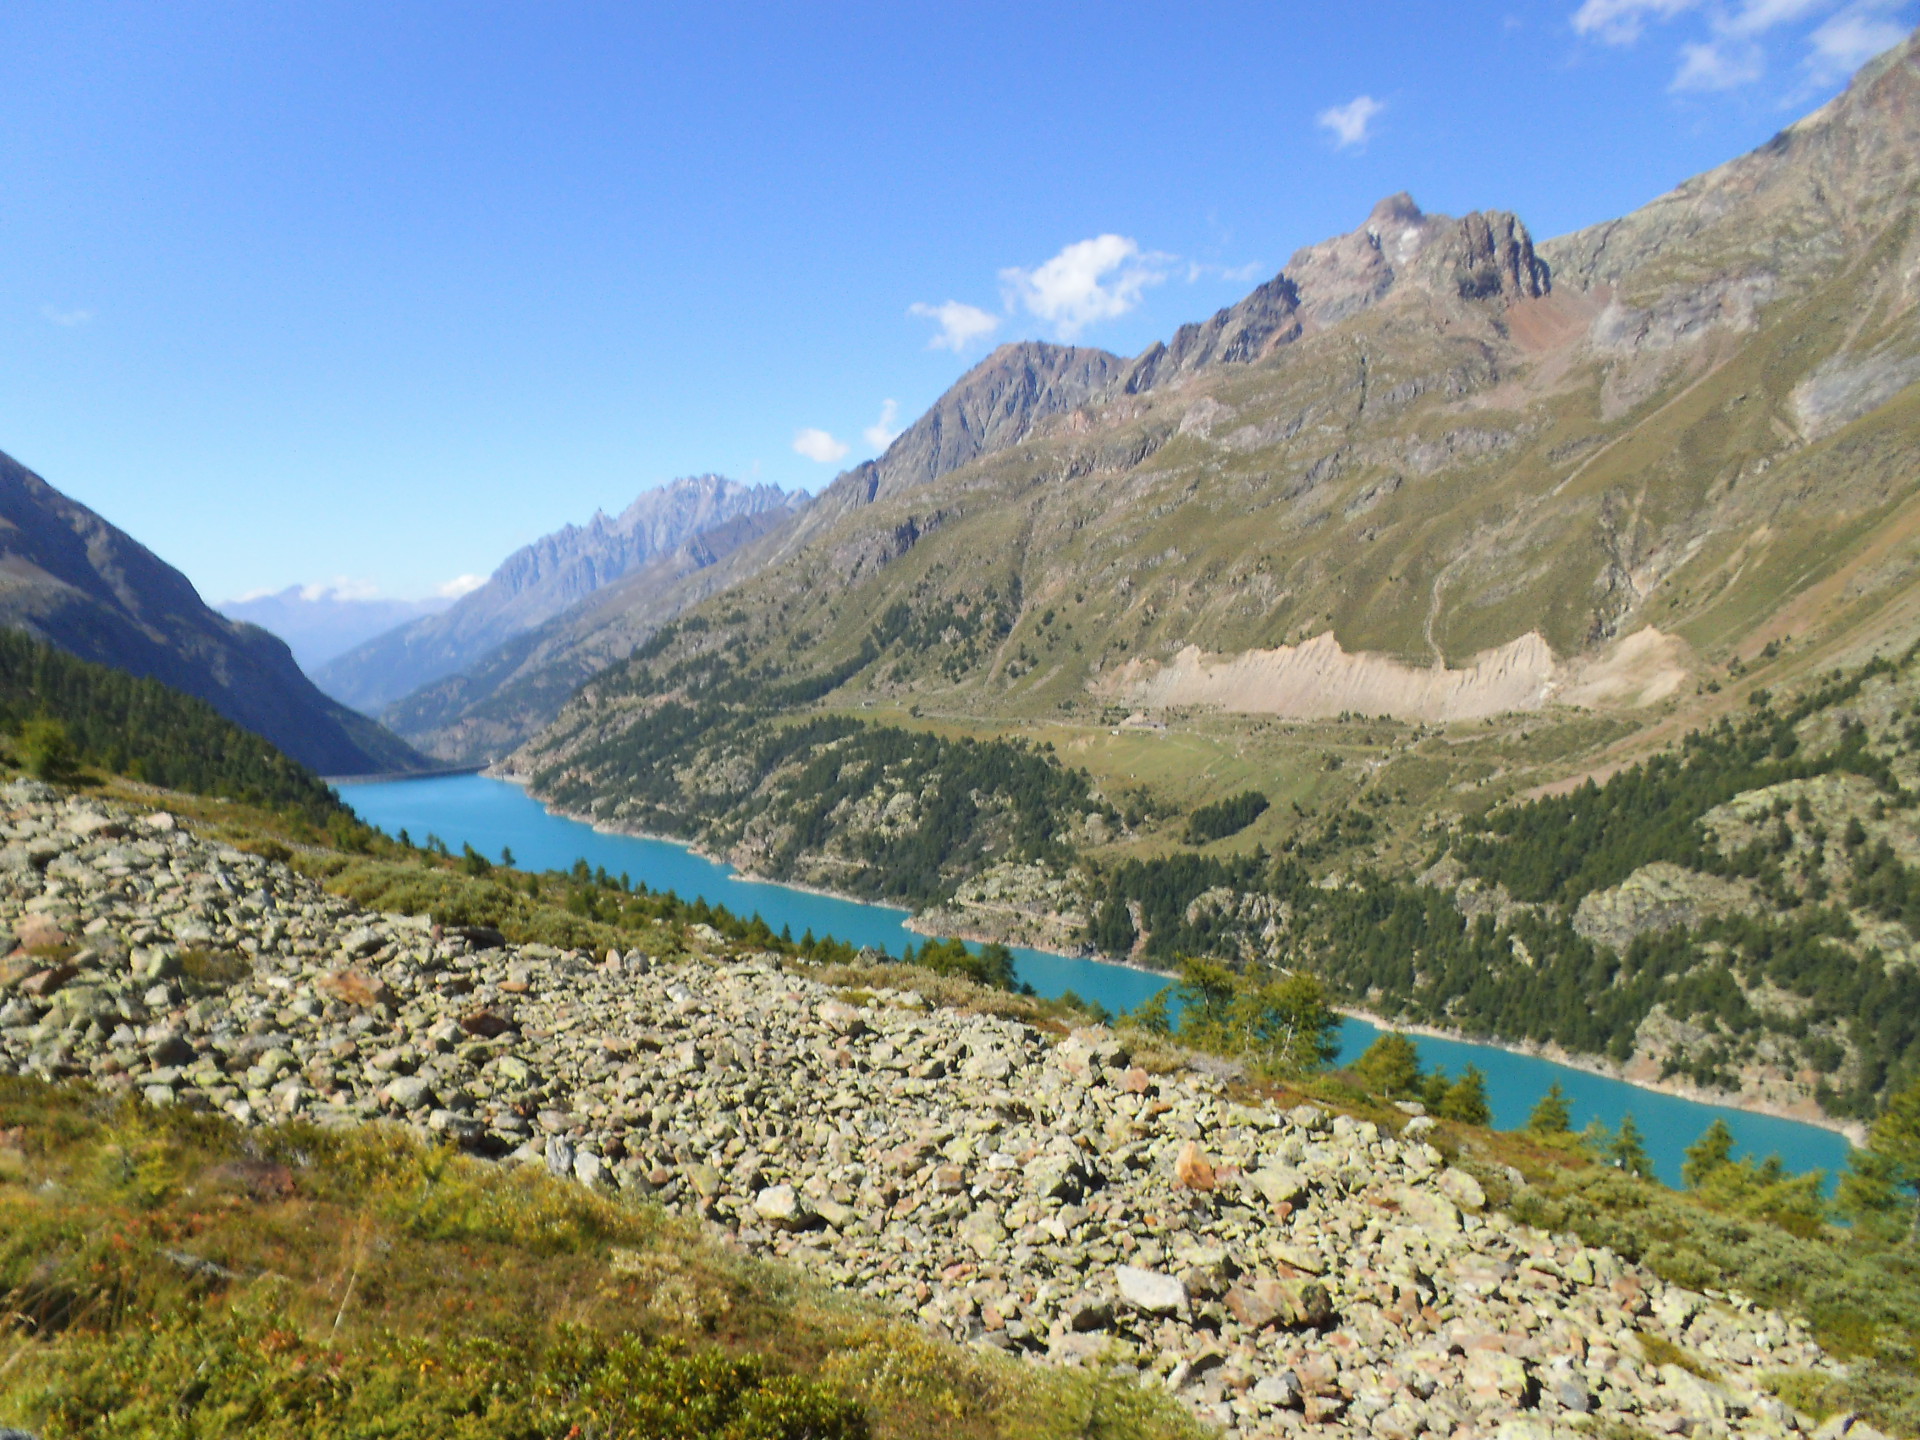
[1085,649,1920,1120]
[0,449,424,777]
[0,630,353,826]
[529,620,1113,906]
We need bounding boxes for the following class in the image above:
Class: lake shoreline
[406,772,1858,1164]
[1336,1003,1867,1146]
[501,772,925,918]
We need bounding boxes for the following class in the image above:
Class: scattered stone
[319,969,394,1008]
[383,1076,435,1112]
[1115,1265,1188,1316]
[754,1184,814,1230]
[1438,1166,1487,1213]
[0,785,1850,1440]
[1174,1140,1215,1191]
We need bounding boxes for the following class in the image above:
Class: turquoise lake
[337,773,1856,1190]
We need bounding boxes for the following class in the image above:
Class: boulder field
[0,784,1860,1439]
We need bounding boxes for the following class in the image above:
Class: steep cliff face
[847,341,1128,505]
[0,450,424,776]
[315,475,800,715]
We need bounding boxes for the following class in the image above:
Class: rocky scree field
[0,780,1884,1440]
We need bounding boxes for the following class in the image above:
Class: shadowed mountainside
[0,450,425,777]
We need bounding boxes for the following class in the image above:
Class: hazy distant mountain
[0,450,427,776]
[315,475,801,715]
[379,502,805,762]
[219,586,454,674]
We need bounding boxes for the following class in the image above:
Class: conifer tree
[1353,1032,1423,1098]
[1438,1065,1491,1125]
[1609,1113,1653,1178]
[1528,1082,1572,1135]
[1838,1076,1920,1241]
[1684,1118,1737,1189]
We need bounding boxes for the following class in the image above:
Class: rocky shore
[0,783,1864,1439]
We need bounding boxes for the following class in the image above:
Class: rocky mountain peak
[1365,190,1426,233]
[1118,196,1548,396]
[1285,196,1548,328]
[842,341,1127,504]
[314,473,799,716]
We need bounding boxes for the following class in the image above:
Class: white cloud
[295,576,383,602]
[1573,0,1908,92]
[908,300,1001,352]
[863,399,903,451]
[435,573,488,599]
[1807,3,1911,83]
[1672,36,1768,86]
[1722,0,1831,35]
[1315,95,1385,149]
[42,305,94,327]
[999,235,1169,339]
[792,427,850,464]
[1571,0,1700,43]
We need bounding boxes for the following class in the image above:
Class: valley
[7,19,1920,1440]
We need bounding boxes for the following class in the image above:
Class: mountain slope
[316,475,799,715]
[380,503,803,762]
[358,345,1139,764]
[520,31,1920,766]
[0,451,424,777]
[0,628,355,823]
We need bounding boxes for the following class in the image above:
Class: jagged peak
[1365,191,1426,232]
[1120,196,1545,395]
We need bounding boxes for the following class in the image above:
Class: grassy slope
[0,1080,1195,1440]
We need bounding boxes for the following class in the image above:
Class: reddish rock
[1225,1283,1280,1329]
[460,1009,515,1038]
[16,914,68,952]
[318,969,395,1008]
[1174,1140,1216,1191]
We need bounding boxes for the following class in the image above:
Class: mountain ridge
[0,449,425,776]
[316,473,800,716]
[219,587,454,673]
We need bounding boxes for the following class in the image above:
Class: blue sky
[0,0,1910,605]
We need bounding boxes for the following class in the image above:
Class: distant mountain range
[0,450,425,776]
[315,475,801,726]
[218,586,454,674]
